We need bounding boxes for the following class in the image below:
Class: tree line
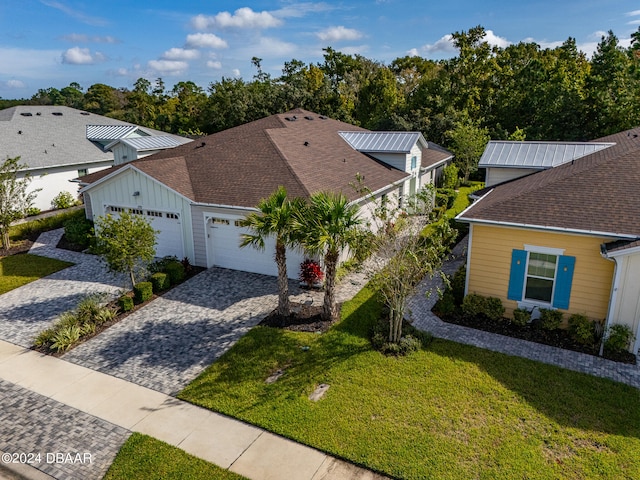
[4,25,640,148]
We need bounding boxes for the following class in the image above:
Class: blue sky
[0,1,639,99]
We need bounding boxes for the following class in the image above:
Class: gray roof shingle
[459,128,640,238]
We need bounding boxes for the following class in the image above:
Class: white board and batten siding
[84,167,194,262]
[610,252,640,355]
[485,167,538,187]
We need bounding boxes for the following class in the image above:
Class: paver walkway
[407,237,640,389]
[0,230,126,348]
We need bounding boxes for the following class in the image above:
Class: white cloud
[316,26,363,42]
[115,68,129,76]
[61,47,105,65]
[0,47,60,77]
[273,3,335,18]
[192,8,282,30]
[207,60,222,69]
[147,59,188,75]
[628,20,640,25]
[61,33,119,43]
[232,69,241,76]
[185,33,228,49]
[338,45,369,56]
[162,48,200,60]
[420,34,456,55]
[5,80,26,89]
[626,10,640,16]
[483,30,510,49]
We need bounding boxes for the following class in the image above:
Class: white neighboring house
[479,140,614,187]
[80,109,453,278]
[0,105,191,211]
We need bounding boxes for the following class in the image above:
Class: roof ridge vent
[284,116,297,122]
[318,115,327,120]
[52,112,63,116]
[304,116,314,120]
[20,112,33,117]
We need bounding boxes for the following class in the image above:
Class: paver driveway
[63,267,285,395]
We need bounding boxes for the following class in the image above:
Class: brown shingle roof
[83,109,411,207]
[459,127,640,238]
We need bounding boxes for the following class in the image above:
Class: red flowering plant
[299,259,324,288]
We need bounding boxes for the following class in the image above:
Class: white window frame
[518,245,565,310]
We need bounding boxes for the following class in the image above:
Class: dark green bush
[148,255,180,274]
[434,291,456,316]
[512,308,531,327]
[539,308,563,331]
[442,164,459,189]
[118,295,134,312]
[51,191,77,210]
[133,282,153,304]
[150,272,170,292]
[64,216,93,247]
[164,261,185,285]
[451,266,466,306]
[568,313,597,347]
[604,324,634,354]
[484,297,505,321]
[462,294,505,321]
[462,294,485,318]
[370,318,432,356]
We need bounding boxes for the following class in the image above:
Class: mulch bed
[436,310,637,365]
[260,304,335,333]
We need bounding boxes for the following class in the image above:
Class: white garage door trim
[105,206,184,259]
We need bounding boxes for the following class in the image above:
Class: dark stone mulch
[260,304,335,333]
[436,310,637,365]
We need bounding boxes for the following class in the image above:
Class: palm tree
[240,186,303,317]
[298,191,362,322]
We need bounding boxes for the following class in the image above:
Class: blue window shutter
[552,255,575,309]
[507,249,527,300]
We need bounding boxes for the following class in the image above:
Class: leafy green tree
[0,157,39,250]
[83,83,124,115]
[240,186,304,317]
[297,192,362,322]
[94,211,158,288]
[446,120,490,182]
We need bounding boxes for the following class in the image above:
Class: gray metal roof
[479,141,615,169]
[86,124,138,141]
[0,105,188,170]
[105,135,189,152]
[339,131,424,153]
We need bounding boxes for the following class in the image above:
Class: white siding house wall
[23,162,112,211]
[485,167,538,187]
[610,252,640,355]
[84,168,195,262]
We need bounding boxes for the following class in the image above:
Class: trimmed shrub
[442,164,459,189]
[539,308,563,331]
[64,216,93,247]
[568,313,597,347]
[434,291,456,316]
[118,295,134,312]
[133,281,153,304]
[462,294,485,318]
[148,255,180,274]
[512,308,531,327]
[26,207,41,217]
[484,297,505,321]
[604,324,635,354]
[150,272,170,292]
[164,261,185,285]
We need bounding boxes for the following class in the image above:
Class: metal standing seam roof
[86,125,139,141]
[104,135,186,152]
[478,141,615,169]
[339,131,423,153]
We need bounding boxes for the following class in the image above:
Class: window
[211,218,229,225]
[147,210,163,217]
[166,213,179,220]
[77,168,88,177]
[507,247,575,309]
[410,156,417,170]
[524,252,557,303]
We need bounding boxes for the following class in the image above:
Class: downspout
[600,245,621,357]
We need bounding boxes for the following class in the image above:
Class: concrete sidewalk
[0,340,385,480]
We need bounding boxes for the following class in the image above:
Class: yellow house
[457,127,640,355]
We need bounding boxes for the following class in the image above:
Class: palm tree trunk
[275,241,290,317]
[323,250,339,322]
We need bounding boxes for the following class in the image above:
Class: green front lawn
[104,433,247,480]
[179,286,640,480]
[0,254,73,295]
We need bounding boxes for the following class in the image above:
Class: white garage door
[106,207,184,259]
[206,217,302,278]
